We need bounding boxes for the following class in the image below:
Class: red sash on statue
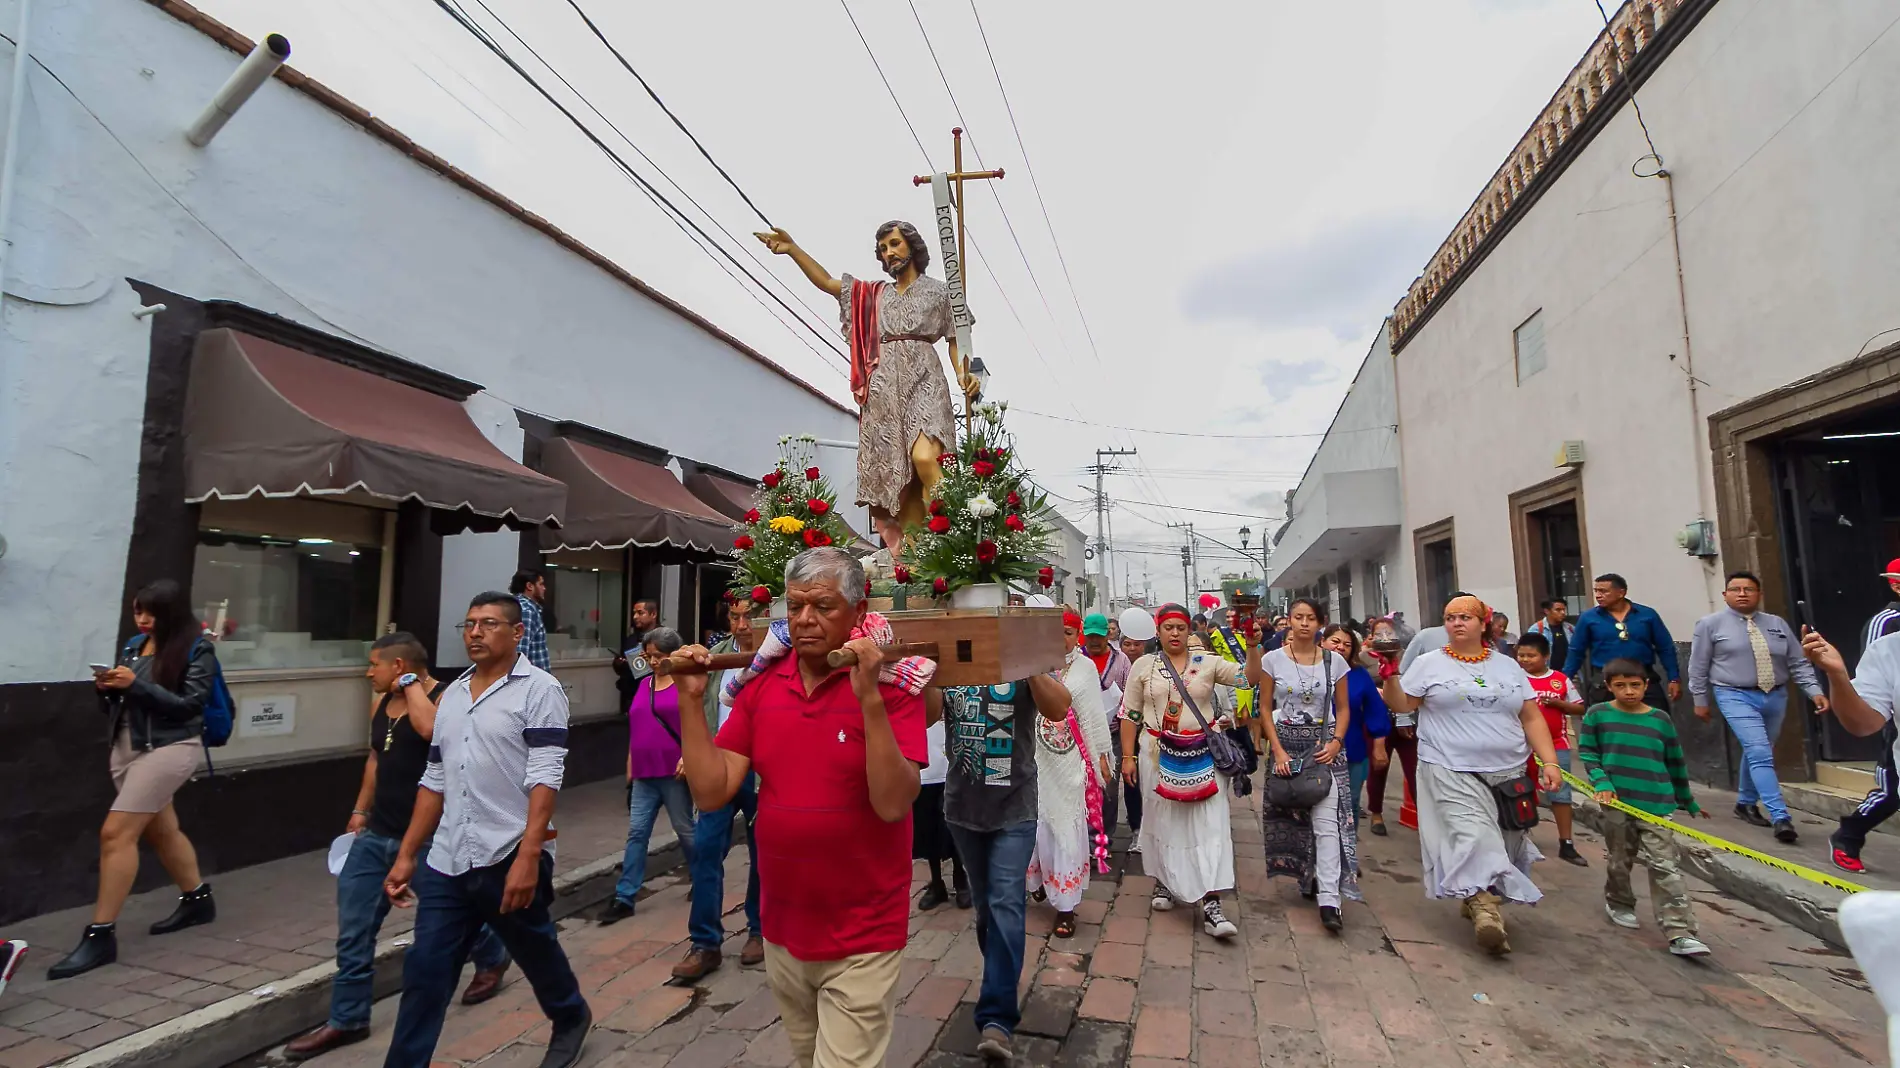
[848,278,885,407]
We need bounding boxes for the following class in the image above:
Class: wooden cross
[913,128,1004,433]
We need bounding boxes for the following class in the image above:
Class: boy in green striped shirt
[1577,658,1712,957]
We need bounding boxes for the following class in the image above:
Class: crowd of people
[30,545,1900,1068]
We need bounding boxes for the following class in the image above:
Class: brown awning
[682,467,759,523]
[183,329,565,526]
[540,437,735,552]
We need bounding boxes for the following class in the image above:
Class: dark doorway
[1415,518,1457,618]
[1530,502,1587,617]
[1773,410,1900,762]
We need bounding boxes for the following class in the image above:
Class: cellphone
[1793,599,1812,632]
[89,663,113,674]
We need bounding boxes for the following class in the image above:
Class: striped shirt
[422,653,570,875]
[1576,702,1700,817]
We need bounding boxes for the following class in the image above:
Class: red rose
[928,499,943,516]
[815,530,832,547]
[975,448,991,461]
[1004,514,1025,532]
[780,495,792,504]
[808,498,830,515]
[802,528,823,547]
[744,508,761,524]
[762,471,782,488]
[894,564,912,583]
[972,460,996,478]
[937,453,956,467]
[1037,566,1054,588]
[933,578,949,594]
[927,515,951,534]
[995,449,1008,464]
[976,539,998,563]
[1006,492,1021,506]
[750,585,771,603]
[734,535,755,550]
[806,467,821,480]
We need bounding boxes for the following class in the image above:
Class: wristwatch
[397,672,419,688]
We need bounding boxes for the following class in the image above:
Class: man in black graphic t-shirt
[935,675,1070,1063]
[283,634,512,1062]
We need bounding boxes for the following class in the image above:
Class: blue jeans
[689,774,761,950]
[947,820,1037,1036]
[383,850,587,1068]
[614,776,696,906]
[1716,685,1790,822]
[332,831,507,1031]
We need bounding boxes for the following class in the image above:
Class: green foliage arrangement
[900,405,1057,597]
[727,436,856,605]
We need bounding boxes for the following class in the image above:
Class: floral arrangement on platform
[900,403,1056,597]
[728,435,856,606]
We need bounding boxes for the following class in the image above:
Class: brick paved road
[238,783,1886,1068]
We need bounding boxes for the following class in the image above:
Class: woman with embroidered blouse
[1118,603,1244,940]
[1380,595,1562,957]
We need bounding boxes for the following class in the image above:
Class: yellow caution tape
[1558,768,1870,895]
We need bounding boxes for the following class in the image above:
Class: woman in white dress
[1119,604,1244,939]
[1027,611,1116,938]
[1379,595,1563,955]
[1247,598,1356,933]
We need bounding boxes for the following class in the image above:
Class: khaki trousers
[762,942,904,1068]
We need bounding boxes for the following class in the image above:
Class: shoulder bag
[1156,655,1253,798]
[1262,650,1334,809]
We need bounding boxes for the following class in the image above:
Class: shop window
[547,548,626,661]
[195,497,389,671]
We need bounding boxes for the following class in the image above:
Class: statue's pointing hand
[756,228,795,255]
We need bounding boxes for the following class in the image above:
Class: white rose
[968,493,998,518]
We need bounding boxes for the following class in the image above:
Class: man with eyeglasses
[1688,571,1827,843]
[380,592,590,1068]
[1564,573,1682,711]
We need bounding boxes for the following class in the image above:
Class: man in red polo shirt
[673,548,927,1068]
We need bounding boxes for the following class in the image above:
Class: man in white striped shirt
[381,592,590,1068]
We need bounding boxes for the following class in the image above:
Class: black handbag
[1156,655,1253,798]
[1489,774,1541,831]
[1264,757,1332,809]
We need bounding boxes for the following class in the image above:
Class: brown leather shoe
[671,946,722,981]
[460,961,509,1005]
[739,935,765,967]
[284,1024,369,1061]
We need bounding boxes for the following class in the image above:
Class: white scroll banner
[930,173,976,364]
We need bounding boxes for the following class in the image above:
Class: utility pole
[1088,447,1136,609]
[1168,521,1198,602]
[1179,545,1191,607]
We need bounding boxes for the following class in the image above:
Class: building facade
[0,0,861,920]
[1270,321,1410,627]
[1389,0,1900,783]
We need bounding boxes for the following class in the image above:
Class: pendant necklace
[1286,646,1322,707]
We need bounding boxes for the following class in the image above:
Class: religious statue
[757,222,981,551]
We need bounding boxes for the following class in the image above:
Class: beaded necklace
[1442,647,1495,701]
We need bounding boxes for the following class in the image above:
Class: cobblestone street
[234,784,1886,1068]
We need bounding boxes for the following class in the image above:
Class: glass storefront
[546,548,625,661]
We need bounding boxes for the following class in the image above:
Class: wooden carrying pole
[652,642,941,676]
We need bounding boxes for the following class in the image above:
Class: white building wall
[0,0,859,684]
[1394,0,1900,634]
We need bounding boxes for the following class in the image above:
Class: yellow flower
[768,515,805,535]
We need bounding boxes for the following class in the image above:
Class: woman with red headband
[1380,595,1563,955]
[1118,603,1245,939]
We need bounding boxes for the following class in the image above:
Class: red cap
[1882,558,1900,579]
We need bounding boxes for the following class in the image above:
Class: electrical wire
[966,0,1104,366]
[1012,407,1390,441]
[559,0,778,229]
[432,0,852,377]
[1593,0,1665,165]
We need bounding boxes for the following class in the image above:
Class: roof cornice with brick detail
[1389,0,1719,353]
[145,0,856,420]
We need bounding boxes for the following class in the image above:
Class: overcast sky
[207,0,1606,606]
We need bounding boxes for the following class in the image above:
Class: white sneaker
[1668,936,1711,957]
[1202,900,1238,939]
[1605,903,1640,929]
[1129,840,1142,854]
[1151,891,1174,911]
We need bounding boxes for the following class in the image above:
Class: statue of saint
[758,222,980,551]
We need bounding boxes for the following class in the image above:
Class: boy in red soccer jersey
[1516,632,1588,865]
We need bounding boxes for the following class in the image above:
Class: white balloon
[1119,607,1157,642]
